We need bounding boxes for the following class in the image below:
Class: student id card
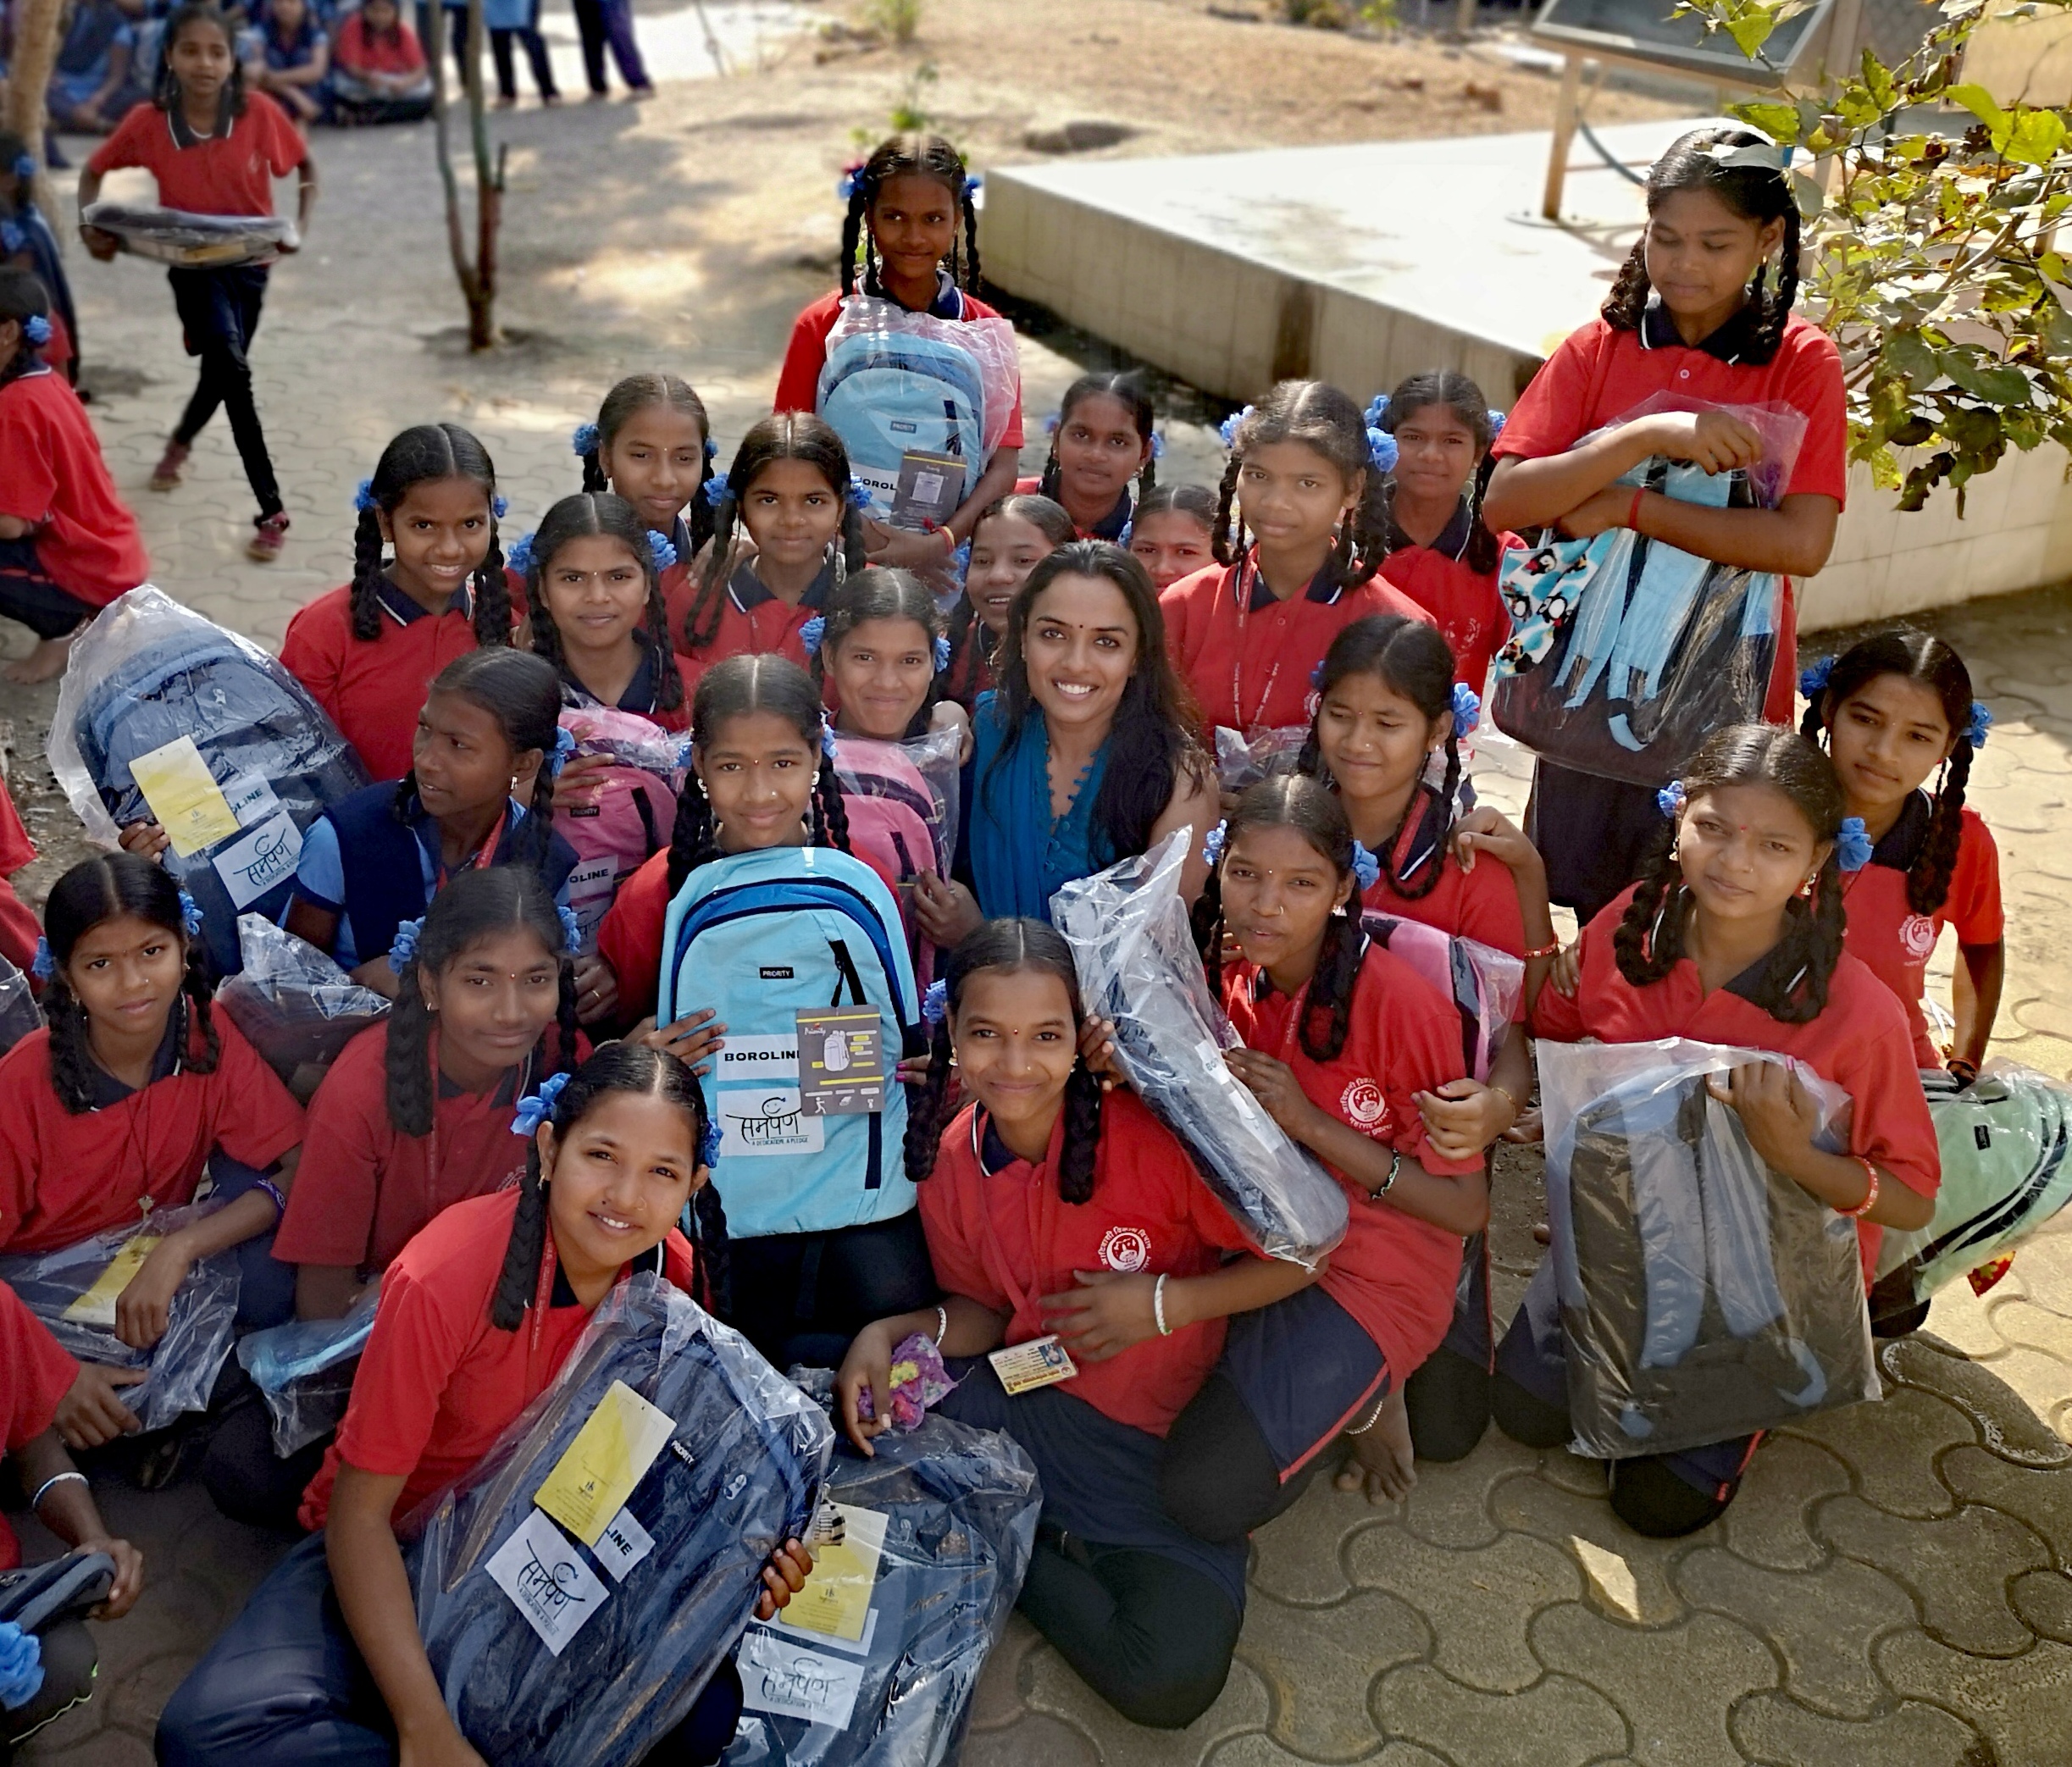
[129,737,241,857]
[63,1234,161,1329]
[988,1335,1078,1396]
[534,1380,676,1547]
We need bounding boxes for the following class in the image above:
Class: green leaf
[1948,83,2008,133]
[1944,357,2032,404]
[2003,109,2069,166]
[1724,8,1776,57]
[1870,446,1903,490]
[1886,331,1943,385]
[1737,100,1801,141]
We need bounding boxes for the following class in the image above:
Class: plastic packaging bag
[48,587,372,978]
[80,201,298,267]
[725,1370,1039,1767]
[236,1282,380,1456]
[0,1203,241,1433]
[1490,397,1809,786]
[834,728,961,878]
[1360,913,1522,1083]
[403,1274,834,1767]
[561,706,690,784]
[0,957,39,1059]
[1538,1037,1877,1459]
[1051,829,1348,1267]
[217,915,389,1094]
[1213,724,1310,795]
[1873,1062,2072,1310]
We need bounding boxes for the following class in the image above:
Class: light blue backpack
[659,846,921,1239]
[817,333,989,518]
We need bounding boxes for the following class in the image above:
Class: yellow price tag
[534,1379,675,1548]
[129,736,240,856]
[775,1504,886,1645]
[63,1234,160,1329]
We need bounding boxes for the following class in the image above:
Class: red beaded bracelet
[1522,939,1562,961]
[1842,1157,1881,1218]
[1627,487,1646,532]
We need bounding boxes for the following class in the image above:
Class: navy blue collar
[729,562,834,615]
[1384,496,1473,562]
[376,574,473,628]
[1240,557,1344,612]
[1868,790,1933,872]
[562,641,659,717]
[88,1000,186,1109]
[1638,295,1757,364]
[862,267,966,321]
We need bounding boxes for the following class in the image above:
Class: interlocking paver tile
[1716,1434,1854,1571]
[1369,1665,1626,1766]
[1238,1587,1421,1761]
[1022,1642,1271,1766]
[1727,1692,1992,1767]
[1247,1475,1383,1606]
[1675,1548,1917,1717]
[2008,1567,2072,1643]
[1937,1444,2072,1565]
[1776,1388,1975,1520]
[1393,1432,1542,1551]
[1876,1631,2072,1765]
[1877,1338,2072,1468]
[1816,1495,2051,1655]
[1528,1605,1776,1767]
[967,1614,1043,1731]
[1344,1528,1579,1692]
[959,1710,1103,1767]
[1488,1475,1687,1626]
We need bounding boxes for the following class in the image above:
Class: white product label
[737,1628,866,1729]
[484,1507,609,1657]
[716,1036,824,1158]
[222,772,283,828]
[595,1506,655,1582]
[211,812,304,910]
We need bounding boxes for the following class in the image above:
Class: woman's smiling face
[1021,573,1139,734]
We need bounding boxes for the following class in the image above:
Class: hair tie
[557,905,582,956]
[1218,407,1255,451]
[1837,815,1872,872]
[821,727,839,762]
[845,480,873,511]
[1449,683,1481,739]
[177,889,204,938]
[1656,780,1687,819]
[675,735,695,773]
[353,478,379,514]
[921,978,949,1026]
[11,153,33,180]
[1367,428,1399,474]
[1798,656,1836,699]
[1117,520,1133,548]
[1201,820,1227,867]
[388,917,424,970]
[491,494,509,520]
[954,540,971,576]
[703,472,729,509]
[799,615,826,658]
[1966,701,1992,750]
[1365,394,1390,428]
[506,532,535,575]
[836,162,865,202]
[1150,433,1165,460]
[1044,413,1061,435]
[30,937,53,982]
[0,221,24,257]
[550,726,575,778]
[1310,660,1327,689]
[21,314,50,347]
[700,1115,722,1168]
[963,173,982,199]
[1351,841,1381,893]
[703,435,717,462]
[510,1070,573,1138]
[933,633,951,673]
[1487,409,1506,441]
[571,422,601,457]
[647,529,679,573]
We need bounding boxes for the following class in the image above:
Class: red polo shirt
[1376,509,1518,698]
[1492,307,1848,723]
[1161,559,1429,737]
[87,92,303,218]
[1,1280,80,1570]
[302,1185,697,1530]
[1533,884,1940,1277]
[0,368,149,610]
[1360,784,1528,965]
[666,563,832,696]
[1223,944,1482,1375]
[921,1093,1255,1437]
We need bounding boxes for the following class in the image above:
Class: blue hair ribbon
[1656,780,1687,819]
[837,162,865,202]
[799,615,826,658]
[1117,521,1133,548]
[1450,682,1481,739]
[703,435,717,462]
[549,726,575,778]
[11,153,35,180]
[22,315,50,347]
[0,221,24,256]
[933,633,951,673]
[1966,701,1992,749]
[1310,659,1327,689]
[1351,841,1381,894]
[700,1115,723,1168]
[552,906,581,956]
[822,727,839,762]
[1367,428,1399,475]
[921,978,949,1026]
[388,917,424,970]
[1044,413,1061,435]
[0,1620,44,1713]
[353,479,378,514]
[964,173,983,198]
[1150,433,1165,460]
[1201,820,1227,867]
[178,889,204,938]
[506,532,535,575]
[703,473,729,509]
[1837,816,1872,872]
[648,529,679,573]
[1218,407,1255,451]
[1798,656,1836,699]
[510,1071,572,1138]
[1365,394,1390,428]
[1487,409,1506,441]
[492,494,509,519]
[30,937,53,982]
[571,422,601,457]
[846,480,873,511]
[954,540,971,577]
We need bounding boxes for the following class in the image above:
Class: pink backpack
[558,709,684,952]
[1360,912,1524,1082]
[832,735,954,983]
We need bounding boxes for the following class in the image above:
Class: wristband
[1153,1273,1172,1337]
[254,1177,287,1221]
[1842,1158,1880,1218]
[30,1470,87,1510]
[1627,487,1645,532]
[1522,939,1562,961]
[940,526,957,557]
[933,1304,948,1346]
[1370,1147,1402,1200]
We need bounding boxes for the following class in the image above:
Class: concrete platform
[983,120,2072,629]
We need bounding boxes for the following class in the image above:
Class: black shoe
[1608,1455,1734,1538]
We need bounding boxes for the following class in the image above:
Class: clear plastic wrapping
[559,710,685,953]
[1051,829,1348,1268]
[833,728,961,878]
[724,1369,1040,1767]
[47,587,371,978]
[0,958,39,1058]
[1491,398,1809,785]
[1360,913,1522,1083]
[1539,1038,1877,1459]
[1212,724,1311,795]
[403,1274,834,1767]
[217,915,390,1094]
[80,201,297,267]
[235,1282,380,1455]
[0,1203,241,1433]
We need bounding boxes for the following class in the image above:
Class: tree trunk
[4,0,69,223]
[429,0,504,348]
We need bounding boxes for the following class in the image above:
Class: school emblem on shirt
[1900,913,1937,961]
[1098,1226,1150,1273]
[1341,1078,1390,1133]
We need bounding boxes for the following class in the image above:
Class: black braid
[645,576,686,715]
[180,943,220,1075]
[1300,906,1365,1063]
[527,571,568,679]
[0,269,47,395]
[903,1020,956,1181]
[961,192,982,292]
[489,1144,549,1331]
[1748,861,1842,1025]
[1601,239,1651,333]
[1747,204,1801,366]
[1211,455,1244,567]
[471,530,512,648]
[579,448,607,494]
[1912,742,1972,917]
[1037,445,1062,503]
[685,493,738,651]
[1613,825,1686,988]
[1058,1062,1102,1205]
[42,983,99,1116]
[839,182,870,298]
[348,509,386,641]
[665,773,719,895]
[813,749,853,854]
[385,967,437,1138]
[690,1182,732,1319]
[552,962,581,1072]
[1386,738,1460,904]
[690,456,717,555]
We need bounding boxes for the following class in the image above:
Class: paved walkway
[8,18,2072,1760]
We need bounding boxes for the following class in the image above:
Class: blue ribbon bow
[1486,409,1505,441]
[1367,428,1399,475]
[1351,841,1381,893]
[10,153,34,180]
[1150,433,1165,459]
[557,905,583,956]
[352,479,378,514]
[1656,780,1687,820]
[179,889,204,938]
[571,422,601,457]
[22,315,51,346]
[1365,394,1390,428]
[492,494,509,519]
[510,1070,572,1138]
[1450,683,1481,738]
[921,978,949,1026]
[1219,407,1255,451]
[700,1116,723,1168]
[388,916,424,970]
[837,163,865,202]
[933,633,951,672]
[550,726,576,777]
[506,532,535,575]
[30,937,53,982]
[1798,656,1836,699]
[821,727,839,762]
[799,615,826,658]
[1117,521,1133,547]
[964,173,983,198]
[1837,815,1872,872]
[1044,413,1061,435]
[846,481,873,511]
[1201,820,1227,867]
[1966,701,1992,749]
[703,473,729,509]
[648,529,679,573]
[1310,659,1327,689]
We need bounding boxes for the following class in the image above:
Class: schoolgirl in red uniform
[668,414,869,691]
[1369,370,1517,698]
[1484,125,1848,925]
[776,131,1022,574]
[1127,483,1216,592]
[839,920,1313,1731]
[0,856,304,1448]
[1162,379,1427,739]
[1158,778,1488,1523]
[1021,371,1156,540]
[158,1044,806,1767]
[1800,630,2003,1074]
[0,771,42,978]
[280,423,518,783]
[940,492,1072,710]
[812,566,962,747]
[0,269,148,685]
[1496,725,1937,1537]
[573,372,718,618]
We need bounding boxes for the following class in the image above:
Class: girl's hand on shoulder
[1040,1269,1158,1361]
[1709,1061,1821,1178]
[755,1539,814,1620]
[573,954,617,1026]
[639,1007,724,1076]
[928,699,974,765]
[55,1363,146,1448]
[912,872,982,949]
[118,821,170,861]
[115,1234,196,1350]
[1449,806,1540,878]
[1415,1078,1517,1160]
[1225,1048,1321,1141]
[81,1535,145,1620]
[1548,941,1581,998]
[836,1320,898,1454]
[1555,487,1633,541]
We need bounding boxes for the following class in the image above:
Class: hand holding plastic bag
[217,915,389,1093]
[1538,1037,1878,1459]
[1051,829,1347,1268]
[80,201,298,267]
[236,1281,381,1455]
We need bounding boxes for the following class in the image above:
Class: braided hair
[949,493,1075,705]
[1801,629,1976,917]
[384,867,580,1139]
[666,655,853,894]
[155,3,247,116]
[490,1041,728,1330]
[1615,724,1847,1024]
[812,567,943,738]
[42,855,220,1116]
[905,919,1103,1202]
[524,491,684,717]
[839,133,980,299]
[1193,777,1366,1062]
[1296,615,1461,901]
[1376,369,1504,575]
[396,649,566,880]
[988,540,1210,867]
[1602,126,1801,367]
[1214,379,1390,593]
[577,373,717,557]
[0,267,48,395]
[349,424,512,649]
[684,413,867,654]
[1037,371,1158,516]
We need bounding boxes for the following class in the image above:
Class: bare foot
[1333,1389,1417,1505]
[3,633,77,684]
